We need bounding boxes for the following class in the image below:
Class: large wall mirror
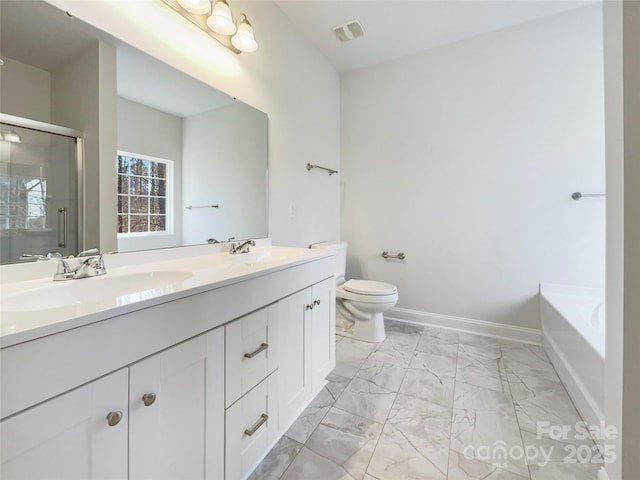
[0,0,268,264]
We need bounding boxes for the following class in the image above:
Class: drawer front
[225,307,277,407]
[225,373,279,480]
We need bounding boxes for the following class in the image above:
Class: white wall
[0,57,51,122]
[603,0,623,477]
[603,1,640,476]
[45,0,341,249]
[117,97,183,252]
[341,4,605,330]
[182,102,267,245]
[621,1,640,476]
[50,41,117,252]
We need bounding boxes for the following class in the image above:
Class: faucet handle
[78,248,100,257]
[20,251,63,261]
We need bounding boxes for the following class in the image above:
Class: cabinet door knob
[244,343,268,359]
[106,410,123,427]
[142,393,157,407]
[313,299,321,306]
[306,304,314,310]
[244,413,268,437]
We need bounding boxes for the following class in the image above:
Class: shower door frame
[0,113,85,258]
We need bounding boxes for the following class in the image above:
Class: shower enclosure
[0,115,83,265]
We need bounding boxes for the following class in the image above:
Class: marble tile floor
[250,320,603,480]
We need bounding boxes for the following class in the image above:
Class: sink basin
[2,270,193,313]
[228,248,306,266]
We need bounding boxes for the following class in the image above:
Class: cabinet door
[129,328,224,480]
[276,288,312,431]
[0,368,128,480]
[310,278,336,393]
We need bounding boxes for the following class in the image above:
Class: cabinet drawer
[225,373,279,480]
[225,307,278,407]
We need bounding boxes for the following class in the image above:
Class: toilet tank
[311,241,347,285]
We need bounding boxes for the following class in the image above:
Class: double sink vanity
[0,240,336,479]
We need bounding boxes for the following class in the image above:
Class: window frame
[116,151,174,238]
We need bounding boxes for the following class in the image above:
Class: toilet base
[336,311,386,343]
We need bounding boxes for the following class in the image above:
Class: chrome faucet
[52,248,107,281]
[229,239,255,254]
[20,251,64,261]
[208,236,235,244]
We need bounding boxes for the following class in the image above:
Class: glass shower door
[0,123,79,264]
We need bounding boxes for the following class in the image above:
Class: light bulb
[206,0,236,35]
[231,16,258,53]
[176,0,211,15]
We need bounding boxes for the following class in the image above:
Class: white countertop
[0,245,332,348]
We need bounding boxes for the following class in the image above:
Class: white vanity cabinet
[276,287,313,430]
[129,328,224,480]
[0,329,226,480]
[309,277,336,392]
[278,277,336,432]
[0,249,335,480]
[0,369,129,480]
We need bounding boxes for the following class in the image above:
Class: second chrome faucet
[53,248,107,281]
[229,239,256,254]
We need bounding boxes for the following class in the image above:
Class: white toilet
[312,241,398,343]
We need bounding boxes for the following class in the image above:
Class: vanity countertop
[0,245,332,348]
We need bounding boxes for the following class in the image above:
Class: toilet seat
[343,279,397,296]
[337,280,398,305]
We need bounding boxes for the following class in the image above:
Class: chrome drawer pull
[313,299,321,306]
[244,413,268,436]
[244,343,268,359]
[142,393,157,406]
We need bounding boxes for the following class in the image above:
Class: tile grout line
[501,343,534,480]
[361,325,423,479]
[445,337,461,480]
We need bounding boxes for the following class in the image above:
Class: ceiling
[1,0,598,109]
[274,0,598,73]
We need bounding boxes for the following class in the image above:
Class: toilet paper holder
[382,251,405,260]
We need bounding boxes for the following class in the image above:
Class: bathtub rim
[539,283,605,359]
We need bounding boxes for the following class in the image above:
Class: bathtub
[540,283,605,429]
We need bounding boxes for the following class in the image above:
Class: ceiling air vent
[332,19,365,42]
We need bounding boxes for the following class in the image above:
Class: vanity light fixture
[161,0,259,54]
[176,0,211,15]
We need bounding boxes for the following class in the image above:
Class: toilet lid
[343,279,397,296]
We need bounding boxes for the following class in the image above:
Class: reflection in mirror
[115,45,268,253]
[0,121,80,264]
[0,0,268,262]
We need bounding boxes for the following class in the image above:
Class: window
[117,152,172,235]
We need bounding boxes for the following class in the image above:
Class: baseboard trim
[384,307,542,345]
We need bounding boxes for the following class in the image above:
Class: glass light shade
[231,17,258,53]
[176,0,211,15]
[206,0,236,35]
